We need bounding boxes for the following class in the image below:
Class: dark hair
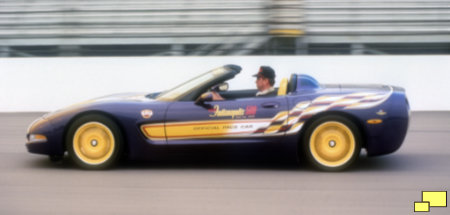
[269,78,275,86]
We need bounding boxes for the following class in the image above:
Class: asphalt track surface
[1,112,449,215]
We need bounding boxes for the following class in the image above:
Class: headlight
[28,134,47,143]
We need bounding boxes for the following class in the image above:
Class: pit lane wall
[1,56,449,112]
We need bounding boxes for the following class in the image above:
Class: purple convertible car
[26,65,409,171]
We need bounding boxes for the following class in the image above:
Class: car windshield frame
[155,66,235,101]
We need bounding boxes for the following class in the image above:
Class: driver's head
[253,66,275,91]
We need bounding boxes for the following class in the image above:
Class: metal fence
[0,0,449,56]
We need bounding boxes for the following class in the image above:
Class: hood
[44,92,156,119]
[90,92,153,103]
[68,92,154,108]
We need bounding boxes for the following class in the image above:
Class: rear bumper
[365,89,409,156]
[366,117,409,156]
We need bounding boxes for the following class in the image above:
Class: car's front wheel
[302,115,361,171]
[66,114,123,170]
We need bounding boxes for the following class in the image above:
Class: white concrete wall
[1,56,449,112]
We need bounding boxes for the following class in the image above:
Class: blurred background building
[0,0,449,57]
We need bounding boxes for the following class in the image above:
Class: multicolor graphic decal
[141,109,153,119]
[208,105,244,119]
[255,101,311,135]
[141,119,274,140]
[208,105,258,119]
[376,109,387,116]
[141,88,392,141]
[279,87,394,134]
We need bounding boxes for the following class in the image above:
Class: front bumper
[26,117,54,155]
[26,140,52,155]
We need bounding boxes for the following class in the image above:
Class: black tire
[302,115,361,171]
[66,114,123,170]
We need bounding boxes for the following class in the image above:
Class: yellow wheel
[67,114,123,170]
[303,115,361,171]
[73,122,115,165]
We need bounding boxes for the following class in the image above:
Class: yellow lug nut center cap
[329,140,336,148]
[91,140,98,147]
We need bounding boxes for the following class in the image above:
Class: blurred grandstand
[0,0,449,57]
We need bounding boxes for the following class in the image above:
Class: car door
[165,96,288,145]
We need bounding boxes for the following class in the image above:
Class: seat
[277,78,288,96]
[287,74,297,93]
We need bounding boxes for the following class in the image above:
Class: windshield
[156,67,228,101]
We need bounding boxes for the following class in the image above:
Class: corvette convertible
[26,64,409,171]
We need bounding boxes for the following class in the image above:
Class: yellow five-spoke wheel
[303,115,361,171]
[66,114,123,170]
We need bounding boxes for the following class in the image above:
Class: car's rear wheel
[66,114,123,170]
[302,115,361,171]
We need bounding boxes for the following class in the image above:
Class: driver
[253,66,276,97]
[209,66,277,100]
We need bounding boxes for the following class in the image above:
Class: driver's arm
[211,91,224,101]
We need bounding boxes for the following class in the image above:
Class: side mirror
[195,92,213,105]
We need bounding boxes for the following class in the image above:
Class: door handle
[262,102,279,109]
